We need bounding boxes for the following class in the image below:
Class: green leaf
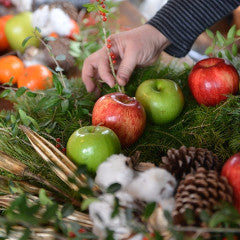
[0,89,10,98]
[10,114,16,124]
[232,43,238,56]
[42,203,58,221]
[9,183,23,194]
[216,31,225,46]
[27,116,39,130]
[16,87,28,97]
[55,66,64,72]
[206,29,214,39]
[225,49,233,61]
[56,54,66,61]
[83,3,97,12]
[81,197,98,211]
[19,109,31,126]
[236,29,240,36]
[143,202,156,219]
[34,26,41,33]
[61,203,74,218]
[39,189,53,206]
[107,183,121,193]
[217,51,223,58]
[98,6,109,13]
[19,228,31,240]
[227,25,236,39]
[61,99,69,112]
[205,46,214,55]
[53,75,63,94]
[111,197,119,218]
[224,38,234,46]
[22,36,33,47]
[44,36,56,42]
[26,91,37,98]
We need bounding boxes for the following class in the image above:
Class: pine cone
[159,146,222,181]
[172,167,233,226]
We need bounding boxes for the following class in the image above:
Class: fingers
[116,47,137,86]
[82,48,115,92]
[82,58,97,92]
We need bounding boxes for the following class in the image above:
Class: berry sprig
[55,137,66,153]
[84,0,123,93]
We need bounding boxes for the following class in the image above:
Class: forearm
[148,0,240,57]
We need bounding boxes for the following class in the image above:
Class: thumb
[116,49,137,86]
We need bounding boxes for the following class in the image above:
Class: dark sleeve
[147,0,240,57]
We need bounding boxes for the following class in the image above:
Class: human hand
[82,24,170,92]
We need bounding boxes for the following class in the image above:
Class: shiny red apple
[221,152,240,212]
[92,92,146,147]
[188,58,239,106]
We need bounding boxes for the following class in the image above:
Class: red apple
[188,58,239,106]
[92,92,146,147]
[221,152,240,212]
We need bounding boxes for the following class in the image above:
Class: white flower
[95,154,135,190]
[125,168,176,203]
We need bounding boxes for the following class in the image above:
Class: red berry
[68,232,76,238]
[102,16,107,22]
[56,144,61,149]
[78,228,86,233]
[107,39,111,43]
[111,54,116,59]
[62,148,66,153]
[142,237,149,240]
[101,4,105,8]
[102,12,106,16]
[107,44,112,48]
[56,138,61,142]
[112,60,116,64]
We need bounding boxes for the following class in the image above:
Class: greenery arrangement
[0,1,239,239]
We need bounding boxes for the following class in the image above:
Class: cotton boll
[89,194,132,239]
[32,5,53,36]
[12,0,33,12]
[95,154,135,190]
[115,191,135,208]
[160,197,175,212]
[125,168,176,203]
[32,6,72,37]
[49,8,72,36]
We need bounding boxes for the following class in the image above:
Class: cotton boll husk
[125,168,177,203]
[89,194,132,240]
[95,154,135,190]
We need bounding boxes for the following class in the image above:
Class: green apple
[135,79,184,125]
[5,12,40,53]
[66,126,121,172]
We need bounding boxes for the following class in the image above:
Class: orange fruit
[68,19,80,40]
[17,64,53,91]
[0,15,13,51]
[0,55,24,84]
